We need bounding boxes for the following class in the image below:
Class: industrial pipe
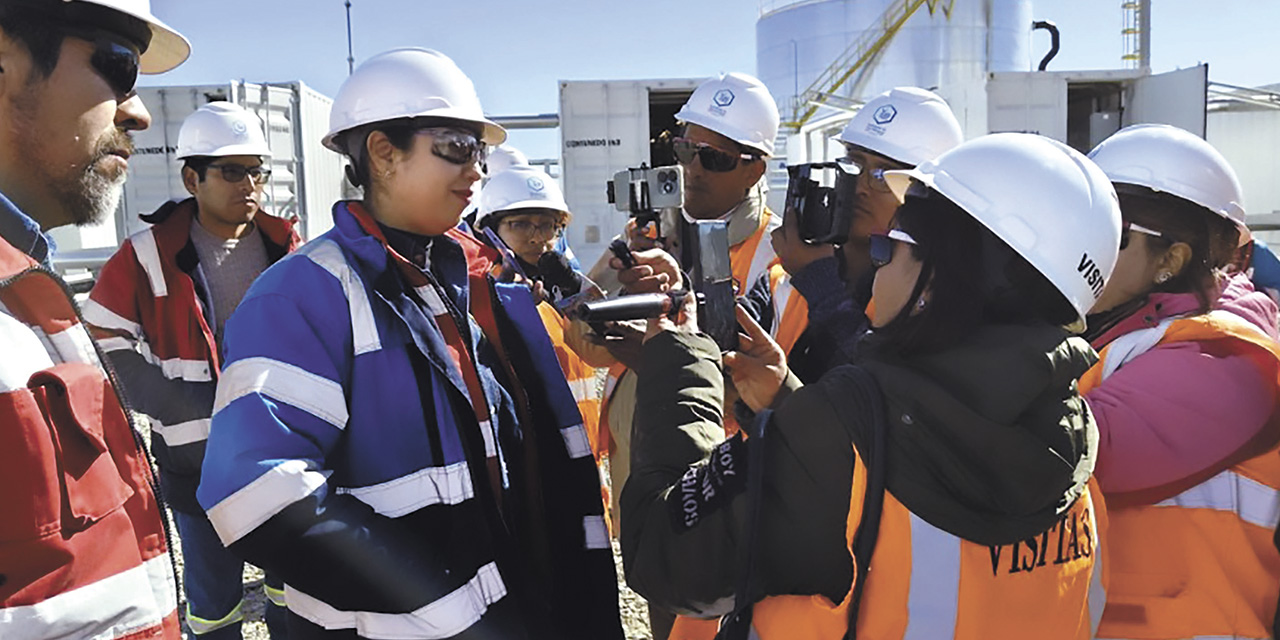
[1033,20,1060,71]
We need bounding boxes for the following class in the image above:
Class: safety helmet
[885,133,1122,331]
[48,0,189,73]
[323,48,506,153]
[675,72,779,157]
[1088,123,1249,244]
[477,165,569,226]
[486,145,529,175]
[838,87,964,166]
[176,102,272,160]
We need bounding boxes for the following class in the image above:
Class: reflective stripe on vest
[1083,309,1280,640]
[767,263,809,355]
[749,452,1105,640]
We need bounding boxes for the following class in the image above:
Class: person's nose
[116,93,151,131]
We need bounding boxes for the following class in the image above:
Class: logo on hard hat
[527,177,546,192]
[873,105,897,125]
[231,119,249,139]
[713,89,735,108]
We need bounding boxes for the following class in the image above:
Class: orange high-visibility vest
[767,262,810,355]
[1080,309,1280,640]
[537,301,610,515]
[746,452,1107,640]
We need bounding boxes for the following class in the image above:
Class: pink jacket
[1087,272,1280,498]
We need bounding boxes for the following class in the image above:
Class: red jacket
[0,232,180,637]
[84,199,298,512]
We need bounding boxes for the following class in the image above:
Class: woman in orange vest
[474,163,612,484]
[621,133,1120,639]
[1082,124,1280,640]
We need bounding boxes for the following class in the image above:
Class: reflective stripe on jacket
[1081,309,1280,640]
[0,235,179,639]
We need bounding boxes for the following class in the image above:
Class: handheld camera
[785,161,861,245]
[606,164,684,241]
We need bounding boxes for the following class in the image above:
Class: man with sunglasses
[86,101,299,639]
[582,71,782,640]
[0,1,191,638]
[740,87,964,382]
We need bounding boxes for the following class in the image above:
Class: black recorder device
[785,161,861,245]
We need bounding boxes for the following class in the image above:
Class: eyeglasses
[502,219,564,238]
[869,228,917,268]
[415,127,488,166]
[207,163,272,184]
[672,137,759,173]
[1119,220,1162,250]
[68,30,140,98]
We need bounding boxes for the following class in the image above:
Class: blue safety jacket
[197,201,622,639]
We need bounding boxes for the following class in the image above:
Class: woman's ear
[364,130,396,180]
[1158,242,1193,282]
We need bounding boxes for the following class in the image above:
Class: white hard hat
[62,0,190,73]
[1088,123,1249,244]
[676,72,779,157]
[477,165,569,226]
[885,133,1122,331]
[838,87,964,166]
[324,48,505,152]
[176,102,272,160]
[486,145,529,175]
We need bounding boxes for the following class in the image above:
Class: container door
[985,71,1068,141]
[1125,64,1208,136]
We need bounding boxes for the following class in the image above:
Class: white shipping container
[559,78,703,268]
[114,80,345,244]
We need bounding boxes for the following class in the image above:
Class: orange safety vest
[536,301,611,517]
[767,262,810,355]
[1080,310,1280,640]
[745,452,1107,639]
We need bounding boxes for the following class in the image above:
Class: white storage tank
[757,0,1033,125]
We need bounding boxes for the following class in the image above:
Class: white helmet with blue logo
[838,87,964,167]
[675,72,780,157]
[477,165,569,225]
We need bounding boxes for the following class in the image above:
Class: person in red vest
[86,101,299,639]
[0,1,190,638]
[1082,124,1280,640]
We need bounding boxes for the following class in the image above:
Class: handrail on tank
[784,0,954,130]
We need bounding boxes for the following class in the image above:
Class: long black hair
[872,187,1078,356]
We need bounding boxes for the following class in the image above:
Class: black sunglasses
[66,28,140,98]
[208,163,272,184]
[415,127,488,166]
[869,229,918,268]
[672,137,758,173]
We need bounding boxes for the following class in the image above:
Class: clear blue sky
[145,0,1277,159]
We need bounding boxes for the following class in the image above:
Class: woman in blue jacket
[197,48,622,639]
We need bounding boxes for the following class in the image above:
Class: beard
[10,89,132,228]
[60,130,133,227]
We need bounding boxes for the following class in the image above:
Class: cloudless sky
[145,0,1278,159]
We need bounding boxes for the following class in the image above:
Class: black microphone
[573,291,691,323]
[538,250,584,297]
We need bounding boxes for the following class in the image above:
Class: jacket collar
[0,189,52,269]
[145,197,299,263]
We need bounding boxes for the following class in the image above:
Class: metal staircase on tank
[1121,0,1151,70]
[783,0,956,130]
